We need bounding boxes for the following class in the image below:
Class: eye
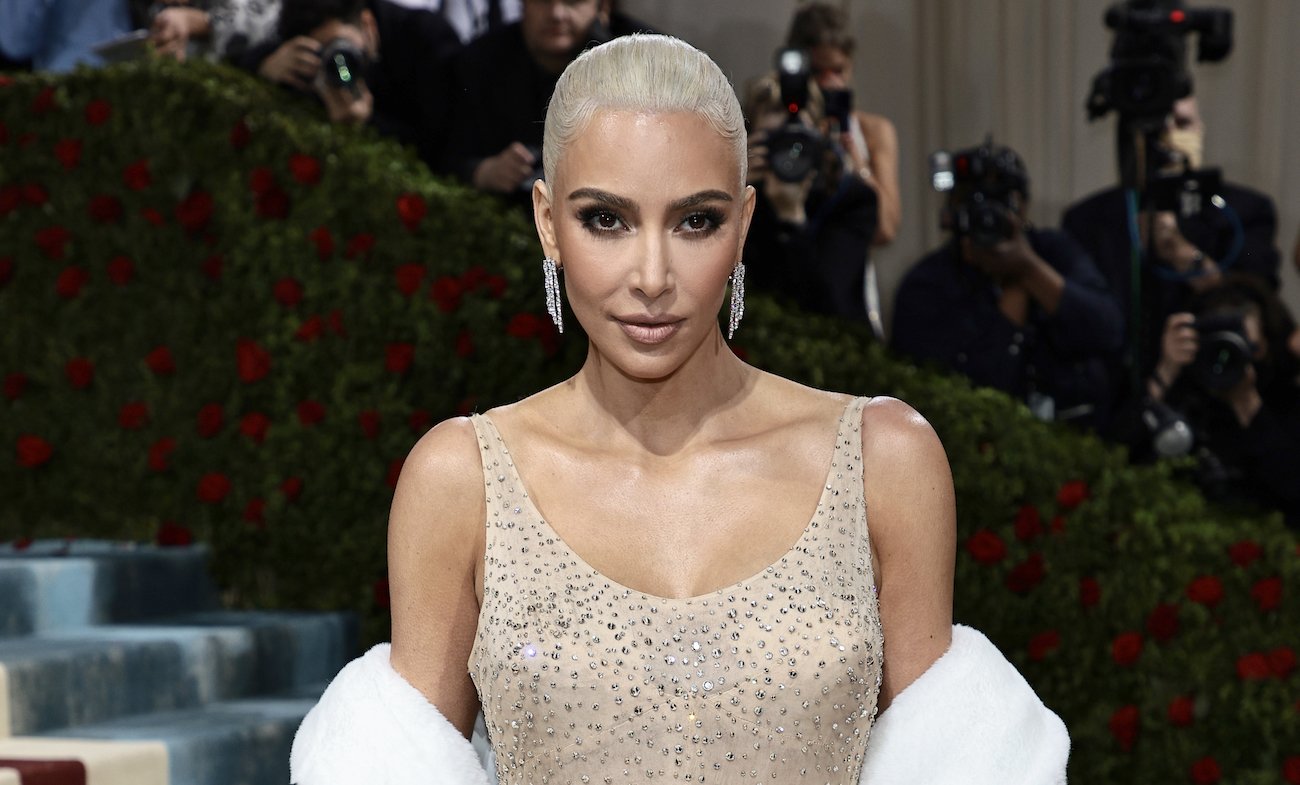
[578,208,627,234]
[678,210,725,235]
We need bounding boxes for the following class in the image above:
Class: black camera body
[1190,312,1253,393]
[320,37,369,96]
[766,48,826,184]
[930,141,1028,247]
[1086,0,1232,127]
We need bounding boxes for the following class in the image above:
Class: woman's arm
[859,397,956,710]
[853,111,902,246]
[387,417,487,738]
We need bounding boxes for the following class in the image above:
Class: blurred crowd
[2,0,1296,526]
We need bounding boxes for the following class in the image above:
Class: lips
[615,316,683,345]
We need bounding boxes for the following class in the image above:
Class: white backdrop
[621,0,1300,335]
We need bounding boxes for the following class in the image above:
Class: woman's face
[809,43,852,91]
[535,110,755,380]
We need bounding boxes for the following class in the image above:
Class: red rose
[31,86,57,115]
[37,226,72,260]
[373,577,391,609]
[197,472,232,504]
[309,226,334,260]
[358,410,381,439]
[429,275,463,312]
[240,411,270,443]
[461,265,488,289]
[1013,504,1042,541]
[1111,631,1143,666]
[243,497,266,526]
[0,186,19,215]
[408,409,431,434]
[148,437,177,471]
[1027,630,1060,661]
[1167,695,1194,727]
[964,529,1006,565]
[1079,576,1101,608]
[396,192,426,231]
[273,277,303,307]
[1006,552,1046,594]
[485,273,507,299]
[1191,757,1221,785]
[1187,575,1223,608]
[1146,603,1180,642]
[236,339,271,383]
[145,346,175,375]
[88,194,123,223]
[326,309,345,336]
[1268,646,1296,678]
[175,191,213,234]
[507,312,544,338]
[196,403,224,438]
[106,255,134,285]
[201,254,223,280]
[22,183,47,205]
[1237,652,1271,681]
[386,343,415,374]
[344,232,376,259]
[53,138,81,170]
[1284,756,1300,785]
[1056,479,1090,510]
[386,456,405,488]
[297,400,326,426]
[255,186,290,219]
[118,401,149,430]
[65,357,94,389]
[455,330,475,358]
[1108,704,1139,751]
[279,476,303,501]
[16,434,54,468]
[155,520,193,547]
[249,167,276,194]
[1229,540,1263,567]
[1049,514,1066,535]
[229,117,251,149]
[3,372,26,400]
[1251,576,1282,612]
[54,266,87,298]
[84,99,112,126]
[395,263,426,296]
[288,153,321,185]
[0,257,12,287]
[295,315,324,342]
[139,207,165,226]
[123,159,152,191]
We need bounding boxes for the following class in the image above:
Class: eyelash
[576,207,726,238]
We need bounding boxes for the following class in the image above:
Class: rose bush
[1,60,1297,783]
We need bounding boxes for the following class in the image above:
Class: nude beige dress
[468,397,884,784]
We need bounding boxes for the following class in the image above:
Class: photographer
[248,0,460,170]
[892,143,1124,431]
[740,64,879,322]
[1139,275,1300,527]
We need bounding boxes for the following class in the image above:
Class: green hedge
[1,62,1297,783]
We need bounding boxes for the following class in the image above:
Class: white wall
[621,0,1300,333]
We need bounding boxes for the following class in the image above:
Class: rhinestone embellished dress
[467,397,884,784]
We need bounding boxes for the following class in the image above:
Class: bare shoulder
[389,416,485,546]
[860,395,953,536]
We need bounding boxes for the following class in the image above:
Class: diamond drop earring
[542,257,563,334]
[728,261,746,340]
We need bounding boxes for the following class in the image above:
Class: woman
[291,34,1067,785]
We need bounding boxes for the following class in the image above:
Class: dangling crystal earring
[727,261,746,340]
[542,257,563,333]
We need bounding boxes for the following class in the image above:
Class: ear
[736,184,757,262]
[533,179,561,264]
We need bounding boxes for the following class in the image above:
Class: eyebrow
[567,188,733,213]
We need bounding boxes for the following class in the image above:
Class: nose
[632,233,672,300]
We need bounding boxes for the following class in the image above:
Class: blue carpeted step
[0,611,353,736]
[0,541,219,637]
[41,692,324,785]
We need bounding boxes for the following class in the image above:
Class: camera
[930,140,1028,247]
[1189,312,1253,393]
[1086,0,1232,127]
[320,38,369,96]
[764,48,827,183]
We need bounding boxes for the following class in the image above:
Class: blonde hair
[542,34,747,187]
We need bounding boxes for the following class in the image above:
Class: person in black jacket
[892,143,1124,431]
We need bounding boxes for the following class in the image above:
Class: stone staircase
[0,540,355,785]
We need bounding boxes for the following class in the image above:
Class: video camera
[1085,0,1232,129]
[764,48,827,183]
[929,140,1028,247]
